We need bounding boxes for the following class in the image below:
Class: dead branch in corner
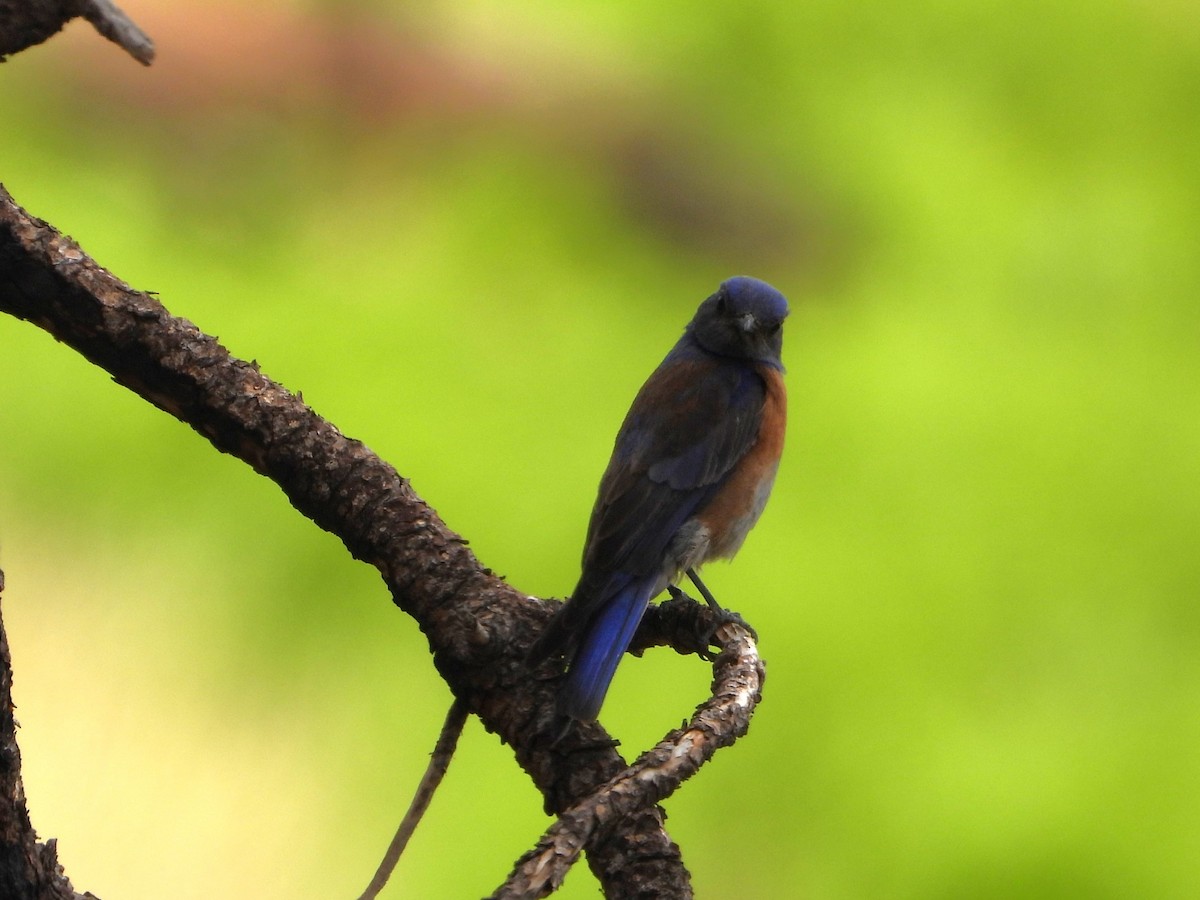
[0,0,154,64]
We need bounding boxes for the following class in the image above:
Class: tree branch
[0,0,154,65]
[1,182,721,895]
[0,570,97,900]
[492,619,764,898]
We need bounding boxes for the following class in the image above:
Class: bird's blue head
[688,276,789,369]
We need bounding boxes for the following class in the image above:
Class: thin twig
[358,698,470,900]
[80,0,156,65]
[490,618,765,899]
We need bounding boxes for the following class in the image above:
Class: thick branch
[0,0,154,64]
[0,184,711,895]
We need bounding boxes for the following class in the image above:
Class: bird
[530,276,788,721]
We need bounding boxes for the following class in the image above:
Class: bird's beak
[737,313,757,332]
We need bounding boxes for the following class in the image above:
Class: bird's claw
[667,584,757,657]
[706,607,758,644]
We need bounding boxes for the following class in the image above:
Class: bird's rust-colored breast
[697,364,787,559]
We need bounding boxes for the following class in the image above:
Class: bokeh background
[3,1,1199,897]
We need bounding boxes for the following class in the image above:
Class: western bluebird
[531,276,788,721]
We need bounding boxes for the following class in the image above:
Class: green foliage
[2,2,1198,897]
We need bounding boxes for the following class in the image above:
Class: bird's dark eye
[716,291,729,315]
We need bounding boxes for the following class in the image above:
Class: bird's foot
[665,584,757,659]
[706,606,759,643]
[696,607,759,660]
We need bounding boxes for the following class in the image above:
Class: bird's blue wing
[582,353,766,578]
[530,351,766,669]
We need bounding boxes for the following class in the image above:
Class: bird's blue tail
[558,579,654,721]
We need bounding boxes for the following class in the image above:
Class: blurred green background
[3,1,1199,897]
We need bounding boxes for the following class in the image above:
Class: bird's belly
[658,456,778,594]
[694,368,785,562]
[702,460,779,560]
